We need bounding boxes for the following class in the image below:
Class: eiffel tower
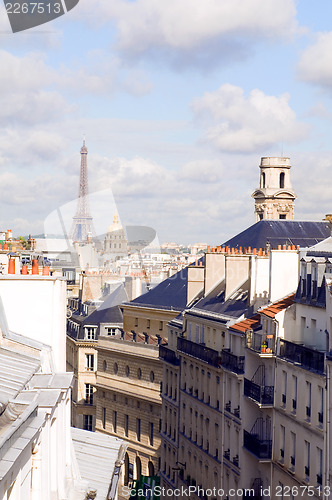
[70,140,96,243]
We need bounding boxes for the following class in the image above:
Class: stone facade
[95,337,162,492]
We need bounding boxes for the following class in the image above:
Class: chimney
[187,264,205,305]
[204,251,225,295]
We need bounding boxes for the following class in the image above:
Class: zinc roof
[72,427,125,500]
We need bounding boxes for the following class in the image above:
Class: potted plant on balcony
[261,341,267,353]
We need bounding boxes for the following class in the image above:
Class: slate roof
[191,279,251,320]
[128,267,188,311]
[128,220,331,312]
[223,220,332,250]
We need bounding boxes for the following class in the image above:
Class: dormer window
[85,326,97,340]
[312,265,318,298]
[301,262,307,297]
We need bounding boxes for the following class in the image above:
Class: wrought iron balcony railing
[279,339,325,374]
[159,345,180,366]
[243,430,272,459]
[221,349,245,374]
[177,337,221,367]
[244,378,274,405]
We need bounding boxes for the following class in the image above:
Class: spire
[70,141,96,243]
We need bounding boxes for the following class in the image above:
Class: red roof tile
[259,293,295,318]
[230,314,261,333]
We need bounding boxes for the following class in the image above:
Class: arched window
[148,461,155,477]
[261,172,265,188]
[280,172,285,188]
[124,453,129,485]
[136,456,142,480]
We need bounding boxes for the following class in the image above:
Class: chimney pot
[32,259,39,275]
[21,264,28,275]
[42,266,50,276]
[8,258,15,274]
[253,248,257,255]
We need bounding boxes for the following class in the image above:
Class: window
[136,418,141,441]
[114,362,118,374]
[305,441,310,477]
[200,326,205,344]
[125,365,130,377]
[150,371,154,383]
[113,411,117,433]
[318,386,324,425]
[102,407,106,429]
[85,327,96,340]
[290,432,296,467]
[137,368,142,379]
[149,422,154,446]
[106,327,116,336]
[306,382,311,419]
[84,415,93,431]
[317,447,323,485]
[135,318,138,327]
[125,414,129,437]
[282,371,287,405]
[292,375,297,412]
[85,384,93,405]
[261,172,265,188]
[85,354,94,371]
[103,360,107,371]
[159,321,163,331]
[280,172,285,188]
[147,319,150,329]
[280,425,285,461]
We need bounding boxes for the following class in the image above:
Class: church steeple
[252,157,297,222]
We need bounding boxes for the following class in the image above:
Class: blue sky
[0,0,332,244]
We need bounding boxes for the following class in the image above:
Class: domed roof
[107,214,123,233]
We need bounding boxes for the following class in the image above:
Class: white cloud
[75,0,298,67]
[191,84,309,152]
[297,32,332,88]
[81,0,298,48]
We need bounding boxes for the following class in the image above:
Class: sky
[0,0,332,244]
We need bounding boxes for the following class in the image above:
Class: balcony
[244,378,274,406]
[243,418,272,460]
[177,337,221,367]
[243,430,272,459]
[159,345,180,366]
[221,349,245,374]
[246,331,275,355]
[279,339,325,374]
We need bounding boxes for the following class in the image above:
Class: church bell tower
[252,157,297,222]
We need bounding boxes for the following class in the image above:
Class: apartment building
[95,333,163,490]
[160,232,332,498]
[66,282,126,430]
[160,243,299,495]
[0,271,126,500]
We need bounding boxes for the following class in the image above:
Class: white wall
[269,250,299,302]
[0,276,67,371]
